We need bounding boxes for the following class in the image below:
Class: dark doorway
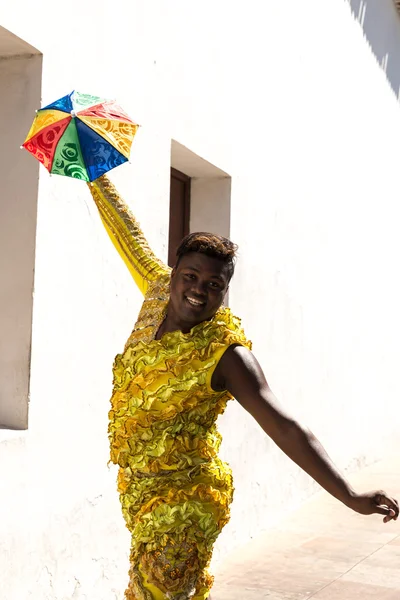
[169,167,190,266]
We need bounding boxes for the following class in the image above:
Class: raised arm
[88,174,168,295]
[215,345,399,523]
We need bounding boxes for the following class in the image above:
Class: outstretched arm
[88,174,168,295]
[215,345,399,523]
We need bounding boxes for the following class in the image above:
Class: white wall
[1,0,400,597]
[190,177,231,240]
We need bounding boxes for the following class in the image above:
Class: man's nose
[191,280,207,296]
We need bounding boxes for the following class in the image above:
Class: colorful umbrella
[22,91,139,182]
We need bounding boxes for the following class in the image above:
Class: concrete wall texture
[1,1,400,598]
[0,48,42,430]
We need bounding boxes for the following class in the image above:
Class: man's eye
[209,282,221,289]
[184,273,195,280]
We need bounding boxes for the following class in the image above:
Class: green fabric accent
[72,91,107,111]
[51,118,88,180]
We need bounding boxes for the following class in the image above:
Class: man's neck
[158,307,195,337]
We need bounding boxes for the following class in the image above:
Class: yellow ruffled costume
[89,175,251,600]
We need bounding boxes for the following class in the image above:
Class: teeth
[186,297,204,306]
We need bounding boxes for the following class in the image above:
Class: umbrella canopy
[22,91,139,181]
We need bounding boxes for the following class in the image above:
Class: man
[89,176,398,600]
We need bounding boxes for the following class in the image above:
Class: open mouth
[185,296,206,309]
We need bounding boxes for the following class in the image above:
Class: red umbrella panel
[23,91,139,181]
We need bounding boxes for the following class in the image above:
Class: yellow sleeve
[88,174,168,295]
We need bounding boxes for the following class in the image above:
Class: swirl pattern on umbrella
[78,116,139,159]
[22,90,139,182]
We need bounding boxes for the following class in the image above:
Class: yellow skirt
[119,460,234,600]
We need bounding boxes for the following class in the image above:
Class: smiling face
[168,252,231,330]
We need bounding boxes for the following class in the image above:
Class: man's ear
[171,266,177,278]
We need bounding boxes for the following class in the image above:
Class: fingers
[390,497,399,518]
[374,492,399,523]
[383,509,397,524]
[374,504,394,517]
[373,504,396,524]
[375,493,399,520]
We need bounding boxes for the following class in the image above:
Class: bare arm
[215,345,399,522]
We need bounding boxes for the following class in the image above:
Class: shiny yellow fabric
[90,177,251,599]
[88,175,166,295]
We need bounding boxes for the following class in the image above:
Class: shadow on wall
[0,27,42,429]
[348,0,400,97]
